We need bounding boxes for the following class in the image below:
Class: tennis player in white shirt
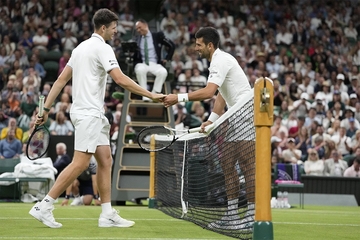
[29,8,164,229]
[163,27,254,230]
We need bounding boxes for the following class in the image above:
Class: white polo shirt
[207,49,251,108]
[68,33,119,117]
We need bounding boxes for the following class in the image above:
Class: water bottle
[283,191,290,208]
[270,197,278,208]
[277,191,283,208]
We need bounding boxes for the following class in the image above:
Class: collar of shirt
[91,33,105,43]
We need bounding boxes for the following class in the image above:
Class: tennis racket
[137,125,211,151]
[26,95,51,160]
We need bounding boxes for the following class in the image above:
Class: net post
[253,77,274,240]
[148,135,156,208]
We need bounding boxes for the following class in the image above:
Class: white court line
[0,238,225,240]
[274,222,360,227]
[0,217,358,227]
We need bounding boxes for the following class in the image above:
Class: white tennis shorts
[70,113,110,153]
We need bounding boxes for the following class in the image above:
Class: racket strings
[138,127,175,151]
[28,128,50,158]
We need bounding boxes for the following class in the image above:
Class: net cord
[178,90,254,141]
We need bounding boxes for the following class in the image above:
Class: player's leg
[149,63,167,93]
[95,116,135,228]
[29,151,92,228]
[236,140,256,229]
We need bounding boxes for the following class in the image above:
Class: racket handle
[188,124,214,134]
[38,95,45,117]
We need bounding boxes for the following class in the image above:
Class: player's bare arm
[109,67,165,101]
[200,92,226,132]
[36,66,73,126]
[163,82,218,108]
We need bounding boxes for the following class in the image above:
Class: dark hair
[195,27,220,48]
[92,8,119,30]
[136,18,148,25]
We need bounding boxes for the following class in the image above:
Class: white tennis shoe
[29,202,62,228]
[98,208,135,228]
[70,196,83,206]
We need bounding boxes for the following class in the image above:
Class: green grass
[0,202,358,240]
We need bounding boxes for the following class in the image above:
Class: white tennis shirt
[67,33,119,117]
[207,49,251,108]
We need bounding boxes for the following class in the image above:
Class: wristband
[94,194,99,200]
[177,93,189,102]
[208,112,219,123]
[43,107,50,112]
[65,195,70,199]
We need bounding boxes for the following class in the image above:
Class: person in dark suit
[53,142,71,178]
[133,19,175,101]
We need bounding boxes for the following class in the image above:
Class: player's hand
[200,121,212,133]
[61,199,69,206]
[94,198,101,206]
[150,93,166,103]
[163,94,178,108]
[35,112,48,126]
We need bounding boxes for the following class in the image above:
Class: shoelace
[43,206,56,222]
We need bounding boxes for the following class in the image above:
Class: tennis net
[154,90,255,239]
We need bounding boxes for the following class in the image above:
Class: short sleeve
[207,58,231,87]
[98,45,119,72]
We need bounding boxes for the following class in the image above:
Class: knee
[135,64,147,75]
[157,67,168,78]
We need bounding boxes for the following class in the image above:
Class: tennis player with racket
[29,8,164,228]
[163,27,255,230]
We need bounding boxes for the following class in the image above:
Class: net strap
[180,140,188,218]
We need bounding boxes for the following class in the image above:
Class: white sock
[101,202,112,215]
[42,195,55,206]
[228,199,238,215]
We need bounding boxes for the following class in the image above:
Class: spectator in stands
[346,117,358,138]
[0,129,22,159]
[54,92,72,115]
[288,115,306,139]
[49,111,74,136]
[343,157,360,177]
[32,27,49,52]
[0,110,9,133]
[292,93,311,118]
[53,142,71,178]
[133,19,175,100]
[324,150,348,176]
[58,50,71,75]
[0,117,22,141]
[20,91,38,118]
[282,138,303,164]
[311,125,332,146]
[61,28,78,52]
[271,135,282,161]
[295,126,310,160]
[331,127,352,157]
[29,54,46,79]
[1,78,17,101]
[304,148,324,176]
[47,30,62,52]
[17,30,33,49]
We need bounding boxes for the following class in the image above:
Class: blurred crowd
[0,0,360,177]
